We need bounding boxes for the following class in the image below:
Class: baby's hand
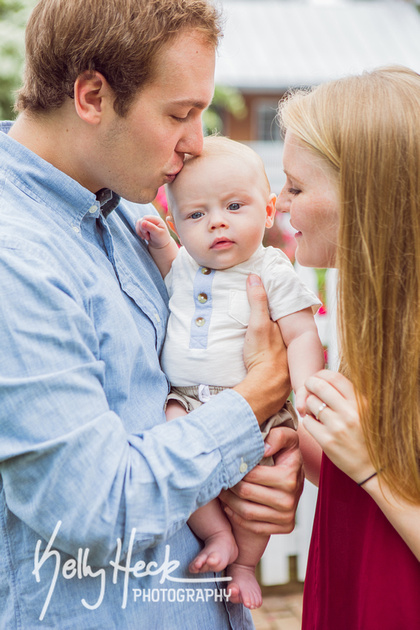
[136,215,171,250]
[295,385,308,417]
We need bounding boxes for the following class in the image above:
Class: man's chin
[122,187,159,206]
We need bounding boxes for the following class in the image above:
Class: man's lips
[210,238,234,249]
[164,166,183,184]
[164,171,180,184]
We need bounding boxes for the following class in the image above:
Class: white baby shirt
[161,245,321,387]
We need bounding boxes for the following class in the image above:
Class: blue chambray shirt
[0,122,264,629]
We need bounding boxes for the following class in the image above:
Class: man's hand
[220,427,304,534]
[233,274,291,425]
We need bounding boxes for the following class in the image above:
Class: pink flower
[154,186,168,214]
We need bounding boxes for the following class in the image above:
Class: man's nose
[176,119,204,158]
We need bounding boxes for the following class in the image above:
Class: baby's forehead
[168,139,271,200]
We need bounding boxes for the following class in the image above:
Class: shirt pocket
[228,290,251,327]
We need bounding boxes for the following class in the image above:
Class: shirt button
[195,317,205,327]
[239,458,248,473]
[201,267,211,275]
[197,292,208,304]
[72,225,80,233]
[88,205,97,214]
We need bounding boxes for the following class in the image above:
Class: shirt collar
[96,188,121,218]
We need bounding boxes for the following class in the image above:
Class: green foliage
[203,85,247,135]
[0,0,24,19]
[0,0,35,119]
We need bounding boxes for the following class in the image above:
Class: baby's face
[169,153,275,270]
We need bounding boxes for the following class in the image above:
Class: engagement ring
[316,402,327,420]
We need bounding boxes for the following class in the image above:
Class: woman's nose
[276,188,289,214]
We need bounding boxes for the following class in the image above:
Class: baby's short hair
[178,134,270,192]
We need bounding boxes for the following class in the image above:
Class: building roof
[215,1,420,90]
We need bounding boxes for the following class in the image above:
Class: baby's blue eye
[190,211,204,219]
[228,203,241,211]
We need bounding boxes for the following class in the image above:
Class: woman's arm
[303,369,420,561]
[297,421,323,487]
[360,473,420,561]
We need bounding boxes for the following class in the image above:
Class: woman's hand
[302,369,374,484]
[219,427,304,535]
[304,369,420,560]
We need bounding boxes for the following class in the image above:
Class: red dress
[302,455,420,630]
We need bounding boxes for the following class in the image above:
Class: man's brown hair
[15,0,223,116]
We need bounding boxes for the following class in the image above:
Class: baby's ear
[265,193,277,228]
[166,215,178,237]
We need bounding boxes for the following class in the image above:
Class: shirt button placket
[189,266,215,349]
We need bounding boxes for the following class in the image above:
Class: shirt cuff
[188,388,265,488]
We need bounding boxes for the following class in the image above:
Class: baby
[137,136,324,609]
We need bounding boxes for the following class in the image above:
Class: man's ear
[265,193,277,228]
[166,215,179,238]
[73,71,111,124]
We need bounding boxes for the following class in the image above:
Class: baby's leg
[165,400,238,574]
[165,399,188,421]
[188,502,238,574]
[226,523,269,610]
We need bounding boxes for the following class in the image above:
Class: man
[0,1,303,627]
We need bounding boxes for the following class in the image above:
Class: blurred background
[2,0,420,604]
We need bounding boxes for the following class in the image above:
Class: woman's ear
[265,193,277,228]
[73,71,111,124]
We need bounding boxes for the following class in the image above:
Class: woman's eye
[190,211,204,220]
[288,188,301,196]
[227,202,241,211]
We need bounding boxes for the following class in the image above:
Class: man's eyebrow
[170,98,210,109]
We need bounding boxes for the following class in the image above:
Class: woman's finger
[306,369,357,402]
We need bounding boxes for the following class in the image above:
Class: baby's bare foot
[226,563,262,610]
[189,531,238,574]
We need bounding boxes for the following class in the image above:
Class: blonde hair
[278,66,420,502]
[16,0,222,116]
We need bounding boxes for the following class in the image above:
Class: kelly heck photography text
[33,521,232,622]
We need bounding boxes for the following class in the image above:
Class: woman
[276,66,420,629]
